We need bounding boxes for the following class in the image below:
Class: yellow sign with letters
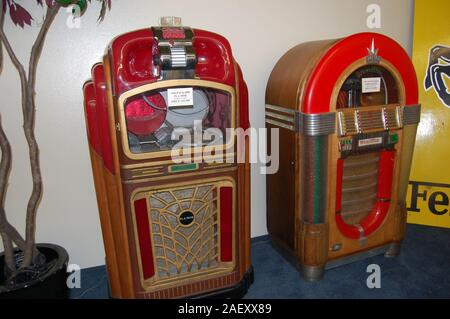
[408,0,450,228]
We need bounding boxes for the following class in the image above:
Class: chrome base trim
[300,265,325,282]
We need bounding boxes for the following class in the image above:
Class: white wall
[0,0,414,268]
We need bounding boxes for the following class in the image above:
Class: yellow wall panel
[408,0,450,228]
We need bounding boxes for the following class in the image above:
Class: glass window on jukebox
[335,65,402,226]
[122,86,233,155]
[337,65,400,109]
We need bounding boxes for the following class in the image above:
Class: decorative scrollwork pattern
[149,184,219,278]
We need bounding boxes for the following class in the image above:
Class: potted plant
[0,0,111,299]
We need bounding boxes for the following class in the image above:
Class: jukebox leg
[300,264,325,282]
[384,242,402,258]
[297,133,332,282]
[298,222,328,282]
[385,203,407,258]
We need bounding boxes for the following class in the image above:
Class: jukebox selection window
[122,86,233,154]
[337,65,399,109]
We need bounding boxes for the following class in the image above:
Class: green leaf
[71,0,87,16]
[77,0,87,13]
[55,0,75,5]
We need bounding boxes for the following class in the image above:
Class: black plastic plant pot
[0,243,69,299]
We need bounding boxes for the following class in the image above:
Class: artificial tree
[0,0,111,288]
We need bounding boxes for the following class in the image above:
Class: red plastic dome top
[108,28,237,97]
[83,81,101,154]
[302,32,419,114]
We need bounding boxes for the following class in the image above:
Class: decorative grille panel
[359,110,384,131]
[149,184,220,279]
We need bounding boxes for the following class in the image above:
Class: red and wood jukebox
[83,26,252,298]
[265,32,421,281]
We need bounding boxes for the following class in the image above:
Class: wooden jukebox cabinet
[266,32,421,281]
[82,26,253,298]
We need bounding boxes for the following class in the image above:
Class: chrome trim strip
[265,104,336,136]
[298,112,336,136]
[265,119,295,131]
[382,107,388,130]
[355,109,361,134]
[403,104,421,125]
[396,105,403,128]
[265,104,296,115]
[355,224,366,247]
[337,112,346,136]
[265,111,295,123]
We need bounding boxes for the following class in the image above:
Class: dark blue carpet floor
[69,224,450,299]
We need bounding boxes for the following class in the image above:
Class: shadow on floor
[70,224,450,299]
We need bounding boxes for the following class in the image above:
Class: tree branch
[0,232,15,272]
[0,7,29,125]
[0,114,11,209]
[22,2,61,267]
[0,112,28,256]
[0,1,5,74]
[27,3,60,121]
[0,2,48,268]
[0,110,15,271]
[0,1,32,272]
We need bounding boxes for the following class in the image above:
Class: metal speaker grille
[338,111,358,136]
[341,152,380,225]
[149,184,219,279]
[359,110,384,131]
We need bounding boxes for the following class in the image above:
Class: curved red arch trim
[303,32,419,114]
[83,82,102,155]
[92,64,115,174]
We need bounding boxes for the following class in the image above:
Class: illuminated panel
[220,187,233,262]
[134,198,155,280]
